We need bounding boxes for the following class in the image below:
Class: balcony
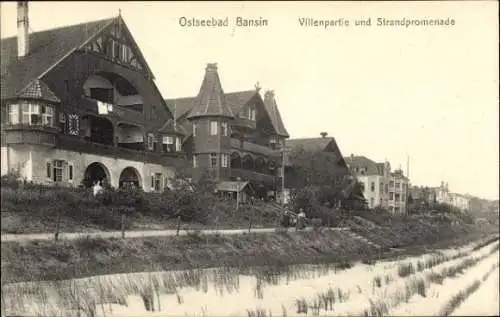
[230,168,276,185]
[230,138,279,157]
[2,123,60,134]
[80,97,144,125]
[57,134,183,166]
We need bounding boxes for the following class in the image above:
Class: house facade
[283,133,351,205]
[344,155,391,210]
[164,65,289,199]
[432,181,471,212]
[1,3,289,196]
[388,169,410,214]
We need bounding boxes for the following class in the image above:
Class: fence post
[176,216,181,236]
[248,218,252,233]
[121,214,126,239]
[54,211,61,241]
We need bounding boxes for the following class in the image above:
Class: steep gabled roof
[285,137,348,168]
[17,79,60,102]
[186,63,234,120]
[157,118,185,136]
[225,90,258,115]
[344,155,380,175]
[166,90,260,120]
[165,97,197,120]
[263,90,289,138]
[286,137,335,153]
[1,17,115,99]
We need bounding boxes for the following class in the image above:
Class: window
[221,121,228,136]
[41,106,53,126]
[22,103,41,125]
[162,135,174,152]
[147,134,155,150]
[40,134,56,145]
[193,155,198,168]
[210,121,218,135]
[379,182,383,193]
[8,104,19,124]
[59,112,66,133]
[395,194,400,202]
[68,164,74,181]
[401,195,405,202]
[246,105,256,121]
[46,162,52,179]
[389,181,395,188]
[113,40,120,60]
[370,197,374,207]
[120,44,129,62]
[395,182,401,189]
[53,160,63,182]
[370,182,375,192]
[385,184,389,193]
[221,153,229,168]
[151,173,162,191]
[90,88,113,103]
[389,192,394,200]
[210,153,218,168]
[176,137,182,152]
[193,123,198,136]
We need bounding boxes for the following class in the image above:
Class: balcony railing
[230,138,279,157]
[81,97,144,125]
[230,168,276,184]
[58,134,183,166]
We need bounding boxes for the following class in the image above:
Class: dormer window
[246,104,256,121]
[162,135,174,152]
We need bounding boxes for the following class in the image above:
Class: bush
[311,218,322,230]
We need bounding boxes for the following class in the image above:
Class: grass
[397,262,415,277]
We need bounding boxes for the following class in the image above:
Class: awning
[216,181,249,193]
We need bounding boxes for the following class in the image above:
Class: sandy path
[451,265,500,316]
[0,227,349,242]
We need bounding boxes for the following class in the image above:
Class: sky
[1,1,498,200]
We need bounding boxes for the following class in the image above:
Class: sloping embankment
[1,229,495,284]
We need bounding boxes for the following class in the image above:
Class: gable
[1,17,114,100]
[82,17,152,77]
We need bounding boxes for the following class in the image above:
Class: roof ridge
[1,16,117,42]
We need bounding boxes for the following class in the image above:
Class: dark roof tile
[186,63,234,119]
[17,79,60,102]
[1,17,115,99]
[263,90,289,138]
[286,137,334,153]
[344,155,380,175]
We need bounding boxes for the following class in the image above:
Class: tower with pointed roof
[187,63,234,179]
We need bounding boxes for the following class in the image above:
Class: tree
[286,147,358,210]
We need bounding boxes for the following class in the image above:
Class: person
[282,210,291,228]
[93,180,103,197]
[297,208,306,230]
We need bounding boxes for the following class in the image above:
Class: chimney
[264,90,275,99]
[17,1,30,57]
[205,63,218,72]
